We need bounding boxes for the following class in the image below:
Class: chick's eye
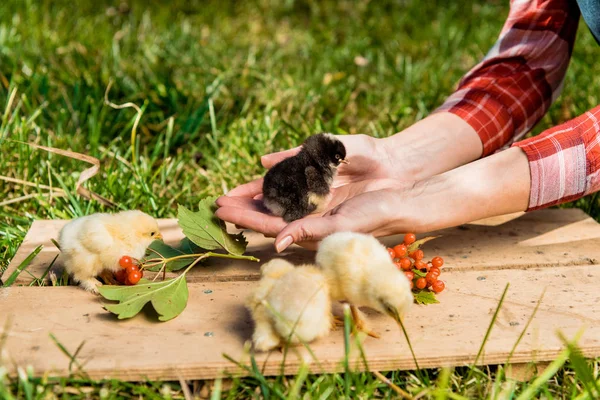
[150,231,156,236]
[335,154,340,160]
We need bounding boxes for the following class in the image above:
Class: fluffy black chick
[262,133,348,222]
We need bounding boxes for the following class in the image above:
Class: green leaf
[412,268,427,278]
[177,197,247,255]
[98,275,189,321]
[413,290,439,305]
[407,236,440,252]
[143,240,196,272]
[180,237,202,253]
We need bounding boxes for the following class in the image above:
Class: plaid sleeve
[511,106,600,211]
[434,0,580,156]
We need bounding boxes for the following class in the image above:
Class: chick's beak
[154,232,163,240]
[340,158,349,164]
[380,300,403,326]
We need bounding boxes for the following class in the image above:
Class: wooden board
[2,265,600,381]
[2,208,600,381]
[5,209,600,286]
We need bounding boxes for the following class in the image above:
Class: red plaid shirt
[435,0,600,211]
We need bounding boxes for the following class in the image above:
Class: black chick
[262,133,348,222]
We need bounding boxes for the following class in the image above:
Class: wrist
[389,147,531,233]
[380,112,483,181]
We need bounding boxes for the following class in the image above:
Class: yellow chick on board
[315,231,413,338]
[247,258,332,352]
[57,210,161,293]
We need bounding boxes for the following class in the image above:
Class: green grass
[1,0,599,397]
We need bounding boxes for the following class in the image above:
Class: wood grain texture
[1,264,599,381]
[5,209,600,286]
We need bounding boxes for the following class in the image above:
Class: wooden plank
[1,265,599,381]
[5,209,600,286]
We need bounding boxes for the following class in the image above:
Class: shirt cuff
[434,88,514,157]
[511,124,588,212]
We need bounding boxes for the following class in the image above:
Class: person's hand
[215,112,502,251]
[217,146,531,252]
[214,134,414,244]
[270,147,531,251]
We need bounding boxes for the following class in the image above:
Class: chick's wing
[75,217,116,255]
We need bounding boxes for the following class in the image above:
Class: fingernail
[276,236,293,253]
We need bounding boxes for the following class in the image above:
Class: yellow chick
[315,231,413,338]
[57,210,162,293]
[247,258,332,352]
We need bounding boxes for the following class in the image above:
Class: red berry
[393,244,408,258]
[125,265,140,275]
[403,233,416,246]
[394,261,403,270]
[410,249,424,261]
[119,256,134,269]
[399,257,412,271]
[415,277,427,290]
[127,270,142,285]
[432,280,445,293]
[431,256,444,268]
[429,267,441,277]
[425,272,438,286]
[387,248,396,260]
[115,269,127,284]
[414,260,428,271]
[404,271,414,281]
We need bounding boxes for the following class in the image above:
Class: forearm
[394,146,531,233]
[386,0,580,176]
[380,112,483,181]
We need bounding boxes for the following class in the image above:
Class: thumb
[274,215,346,253]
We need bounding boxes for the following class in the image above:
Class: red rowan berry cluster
[387,233,446,295]
[115,256,144,285]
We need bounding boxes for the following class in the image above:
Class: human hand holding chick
[215,133,412,246]
[217,114,531,252]
[57,210,162,293]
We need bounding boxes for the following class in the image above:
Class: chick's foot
[78,278,103,294]
[331,315,345,329]
[351,305,381,339]
[98,270,119,285]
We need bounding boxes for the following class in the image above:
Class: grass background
[1,0,599,398]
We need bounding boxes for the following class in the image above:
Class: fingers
[261,147,301,169]
[214,206,286,238]
[274,215,348,253]
[216,196,267,213]
[225,178,264,198]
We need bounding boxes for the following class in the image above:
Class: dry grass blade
[178,374,193,400]
[373,371,413,399]
[0,175,66,194]
[0,192,66,207]
[8,140,116,207]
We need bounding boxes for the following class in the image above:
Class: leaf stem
[177,251,260,276]
[145,252,259,265]
[181,254,210,275]
[143,250,260,280]
[201,252,260,262]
